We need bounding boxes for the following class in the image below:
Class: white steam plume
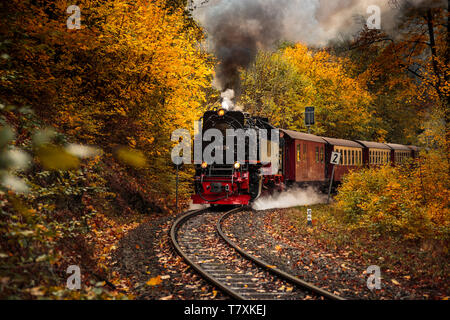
[188,200,210,211]
[221,89,235,110]
[252,186,327,211]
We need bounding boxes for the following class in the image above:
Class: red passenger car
[356,140,391,166]
[281,129,326,186]
[321,137,363,182]
[408,145,420,159]
[387,143,412,164]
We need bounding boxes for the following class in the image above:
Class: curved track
[170,207,344,300]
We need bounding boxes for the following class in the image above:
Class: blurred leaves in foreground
[36,145,80,171]
[0,106,139,299]
[114,147,148,169]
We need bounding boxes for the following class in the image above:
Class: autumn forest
[0,0,448,301]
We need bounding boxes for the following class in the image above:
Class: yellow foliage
[114,147,147,169]
[336,151,450,240]
[36,145,80,171]
[0,0,214,200]
[240,44,379,139]
[283,44,376,138]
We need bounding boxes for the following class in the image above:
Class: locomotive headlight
[201,161,208,169]
[234,162,241,170]
[218,109,226,117]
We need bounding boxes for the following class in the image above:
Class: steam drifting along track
[170,207,344,300]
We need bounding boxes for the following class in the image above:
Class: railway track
[170,207,345,300]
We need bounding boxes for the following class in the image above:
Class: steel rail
[217,209,346,300]
[170,207,247,300]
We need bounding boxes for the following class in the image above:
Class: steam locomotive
[191,108,419,206]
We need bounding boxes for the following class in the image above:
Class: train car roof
[321,136,363,148]
[407,145,420,151]
[386,143,411,151]
[355,140,391,150]
[280,129,326,144]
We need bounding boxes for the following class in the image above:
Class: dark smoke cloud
[193,0,448,93]
[201,0,288,92]
[315,0,448,35]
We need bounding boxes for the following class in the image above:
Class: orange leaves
[2,0,213,176]
[146,276,162,286]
